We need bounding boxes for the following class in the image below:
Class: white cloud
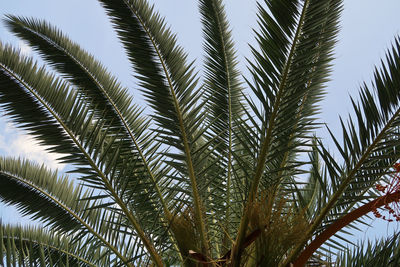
[18,40,32,56]
[0,122,66,170]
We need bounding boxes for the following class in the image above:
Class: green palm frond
[233,1,343,263]
[0,43,82,164]
[199,0,245,252]
[338,233,400,267]
[0,157,81,232]
[287,37,400,265]
[0,42,163,266]
[2,17,175,238]
[97,0,203,156]
[3,15,141,133]
[248,0,341,189]
[97,0,211,256]
[335,38,400,207]
[200,0,244,148]
[294,139,327,218]
[0,223,111,266]
[320,38,400,226]
[0,157,141,265]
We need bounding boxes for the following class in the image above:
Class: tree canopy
[0,0,400,266]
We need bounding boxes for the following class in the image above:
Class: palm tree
[0,0,400,266]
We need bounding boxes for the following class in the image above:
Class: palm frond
[334,39,400,209]
[338,233,400,267]
[294,139,327,218]
[323,38,400,225]
[233,1,342,263]
[3,17,177,240]
[97,0,210,256]
[288,37,400,265]
[200,0,244,151]
[0,223,111,266]
[4,15,141,134]
[0,157,81,232]
[0,157,142,265]
[199,0,245,252]
[248,0,342,190]
[97,0,203,158]
[0,42,162,266]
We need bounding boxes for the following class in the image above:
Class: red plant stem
[291,191,400,267]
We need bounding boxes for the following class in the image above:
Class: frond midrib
[276,10,333,211]
[232,1,310,264]
[284,105,400,266]
[0,61,155,267]
[0,170,124,265]
[249,0,310,203]
[16,20,173,228]
[2,231,97,267]
[208,0,235,247]
[122,0,209,256]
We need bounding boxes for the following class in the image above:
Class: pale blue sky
[0,0,400,247]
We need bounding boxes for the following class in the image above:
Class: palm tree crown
[0,0,400,266]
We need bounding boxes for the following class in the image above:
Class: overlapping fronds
[0,0,399,266]
[248,0,342,190]
[0,41,165,266]
[2,17,174,237]
[96,0,212,256]
[232,1,343,264]
[0,157,81,232]
[286,37,400,266]
[338,233,400,267]
[198,0,245,253]
[0,157,144,265]
[0,223,110,266]
[97,0,203,159]
[310,38,400,231]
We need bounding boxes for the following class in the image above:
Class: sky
[0,0,400,248]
